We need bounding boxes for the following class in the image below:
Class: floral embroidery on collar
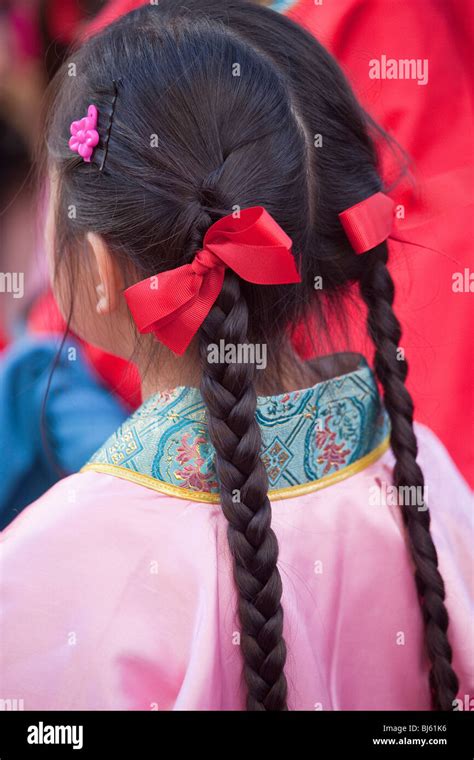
[87,357,390,495]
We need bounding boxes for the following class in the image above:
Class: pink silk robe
[0,423,472,710]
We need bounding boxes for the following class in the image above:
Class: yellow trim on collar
[81,435,390,503]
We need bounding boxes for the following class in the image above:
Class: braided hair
[200,271,288,710]
[46,1,459,710]
[360,247,459,709]
[189,195,289,709]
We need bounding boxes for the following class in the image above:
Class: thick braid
[199,270,288,711]
[359,244,459,710]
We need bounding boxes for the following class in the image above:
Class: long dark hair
[45,1,458,710]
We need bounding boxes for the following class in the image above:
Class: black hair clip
[99,79,122,172]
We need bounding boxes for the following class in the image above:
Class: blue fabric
[0,336,128,528]
[89,357,390,496]
[270,0,298,13]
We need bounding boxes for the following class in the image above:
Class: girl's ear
[86,232,124,315]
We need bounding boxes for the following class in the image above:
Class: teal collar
[85,355,390,501]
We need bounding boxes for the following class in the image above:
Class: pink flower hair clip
[68,105,99,163]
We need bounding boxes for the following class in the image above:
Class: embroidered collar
[83,355,390,502]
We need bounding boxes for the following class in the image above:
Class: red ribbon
[338,192,395,254]
[124,206,301,355]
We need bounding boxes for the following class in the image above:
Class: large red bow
[124,206,301,355]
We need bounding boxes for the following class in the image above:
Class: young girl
[0,1,472,711]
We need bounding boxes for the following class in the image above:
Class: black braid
[199,270,288,711]
[359,243,460,710]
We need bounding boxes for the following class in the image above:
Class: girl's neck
[138,339,323,401]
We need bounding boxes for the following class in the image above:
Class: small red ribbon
[124,206,301,355]
[338,192,395,254]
